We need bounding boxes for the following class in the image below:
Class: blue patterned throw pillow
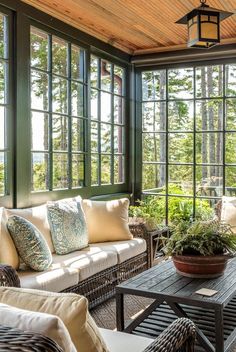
[7,215,52,271]
[47,199,88,255]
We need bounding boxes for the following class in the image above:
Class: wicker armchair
[0,266,196,351]
[0,318,196,352]
[0,325,64,351]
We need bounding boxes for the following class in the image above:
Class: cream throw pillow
[0,287,109,352]
[221,196,236,233]
[0,303,76,352]
[6,205,55,253]
[0,207,19,269]
[82,198,133,243]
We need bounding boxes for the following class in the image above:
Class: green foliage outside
[129,185,214,229]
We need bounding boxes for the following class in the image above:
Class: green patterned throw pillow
[47,199,88,255]
[7,215,52,271]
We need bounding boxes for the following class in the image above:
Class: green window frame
[90,55,126,186]
[0,6,13,207]
[140,63,236,224]
[30,25,87,193]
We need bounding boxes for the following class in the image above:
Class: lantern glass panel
[188,20,198,42]
[201,22,218,40]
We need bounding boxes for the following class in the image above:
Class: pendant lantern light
[176,0,234,48]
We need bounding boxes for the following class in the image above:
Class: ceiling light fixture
[176,0,234,49]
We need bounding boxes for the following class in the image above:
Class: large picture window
[30,26,86,192]
[0,12,9,197]
[90,56,126,186]
[141,64,236,223]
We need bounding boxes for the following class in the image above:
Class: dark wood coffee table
[116,258,236,352]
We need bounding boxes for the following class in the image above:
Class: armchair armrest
[143,318,196,352]
[0,325,63,352]
[0,264,20,288]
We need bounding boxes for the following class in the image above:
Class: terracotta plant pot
[172,254,230,278]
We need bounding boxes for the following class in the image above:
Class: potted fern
[163,220,236,278]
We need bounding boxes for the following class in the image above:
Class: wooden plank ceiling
[21,0,236,55]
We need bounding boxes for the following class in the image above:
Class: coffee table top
[116,258,236,308]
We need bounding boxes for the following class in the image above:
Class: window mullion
[48,34,53,191]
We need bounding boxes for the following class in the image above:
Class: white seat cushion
[19,266,79,292]
[52,247,118,281]
[90,238,146,263]
[99,328,153,352]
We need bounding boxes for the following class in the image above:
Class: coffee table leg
[215,307,224,352]
[116,292,124,331]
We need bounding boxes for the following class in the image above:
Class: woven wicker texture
[0,265,20,288]
[0,325,63,352]
[143,318,196,352]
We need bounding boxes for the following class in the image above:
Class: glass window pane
[71,81,83,116]
[52,36,67,76]
[114,126,124,153]
[226,64,236,97]
[142,164,166,192]
[196,165,223,197]
[0,106,5,149]
[196,65,223,98]
[53,153,68,189]
[91,121,98,152]
[31,70,48,111]
[114,66,124,95]
[168,101,193,131]
[72,118,84,152]
[168,165,193,195]
[226,167,236,196]
[101,92,111,122]
[0,151,5,195]
[52,76,68,114]
[71,45,84,81]
[169,133,193,163]
[31,112,49,151]
[101,60,111,92]
[196,100,223,131]
[114,155,124,184]
[226,133,236,164]
[196,133,223,164]
[143,133,166,162]
[226,99,236,130]
[101,123,111,153]
[91,154,99,186]
[72,154,84,188]
[91,88,98,120]
[143,102,166,132]
[52,115,68,151]
[91,56,98,88]
[168,68,193,99]
[101,155,111,184]
[114,96,125,125]
[30,27,48,70]
[142,70,166,101]
[31,152,49,191]
[0,62,6,104]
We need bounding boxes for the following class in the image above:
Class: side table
[129,221,169,268]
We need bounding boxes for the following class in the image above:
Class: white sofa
[0,202,148,308]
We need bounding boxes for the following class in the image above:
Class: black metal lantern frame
[176,0,233,49]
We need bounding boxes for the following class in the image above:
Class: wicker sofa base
[61,252,148,309]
